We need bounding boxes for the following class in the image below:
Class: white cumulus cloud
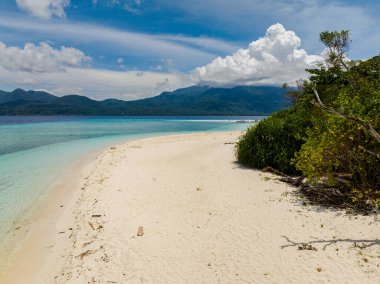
[16,0,70,19]
[0,41,91,73]
[193,23,322,86]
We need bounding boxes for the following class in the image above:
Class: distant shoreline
[0,86,287,116]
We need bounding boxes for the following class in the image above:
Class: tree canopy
[236,30,380,211]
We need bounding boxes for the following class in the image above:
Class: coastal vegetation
[236,30,380,211]
[235,105,311,175]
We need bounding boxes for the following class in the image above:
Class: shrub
[295,56,380,206]
[236,105,311,175]
[235,30,380,210]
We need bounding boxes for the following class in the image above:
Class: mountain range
[0,86,288,116]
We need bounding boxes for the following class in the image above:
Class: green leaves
[319,30,351,69]
[295,53,380,205]
[236,30,380,209]
[236,105,311,175]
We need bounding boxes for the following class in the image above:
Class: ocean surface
[0,116,260,244]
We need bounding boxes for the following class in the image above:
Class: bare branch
[361,148,380,160]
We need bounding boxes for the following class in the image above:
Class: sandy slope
[2,131,379,283]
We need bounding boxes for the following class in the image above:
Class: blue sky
[0,0,379,100]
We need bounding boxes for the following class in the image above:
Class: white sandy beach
[1,131,379,283]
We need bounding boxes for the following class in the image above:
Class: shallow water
[0,116,258,243]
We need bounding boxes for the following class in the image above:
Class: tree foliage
[236,101,312,175]
[295,55,380,205]
[320,30,351,69]
[236,30,380,209]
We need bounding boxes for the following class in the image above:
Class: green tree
[236,29,380,208]
[295,31,380,206]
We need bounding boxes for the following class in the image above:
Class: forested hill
[0,86,287,116]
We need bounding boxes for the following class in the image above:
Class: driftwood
[299,185,365,214]
[89,222,95,230]
[263,166,377,214]
[76,250,96,260]
[298,243,318,251]
[76,246,103,260]
[263,167,305,186]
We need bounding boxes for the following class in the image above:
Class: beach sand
[2,131,379,283]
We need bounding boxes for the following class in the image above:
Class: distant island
[0,86,287,116]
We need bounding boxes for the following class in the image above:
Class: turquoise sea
[0,116,259,244]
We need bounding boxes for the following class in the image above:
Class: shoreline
[1,131,379,283]
[0,144,104,279]
[0,130,214,276]
[0,131,242,281]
